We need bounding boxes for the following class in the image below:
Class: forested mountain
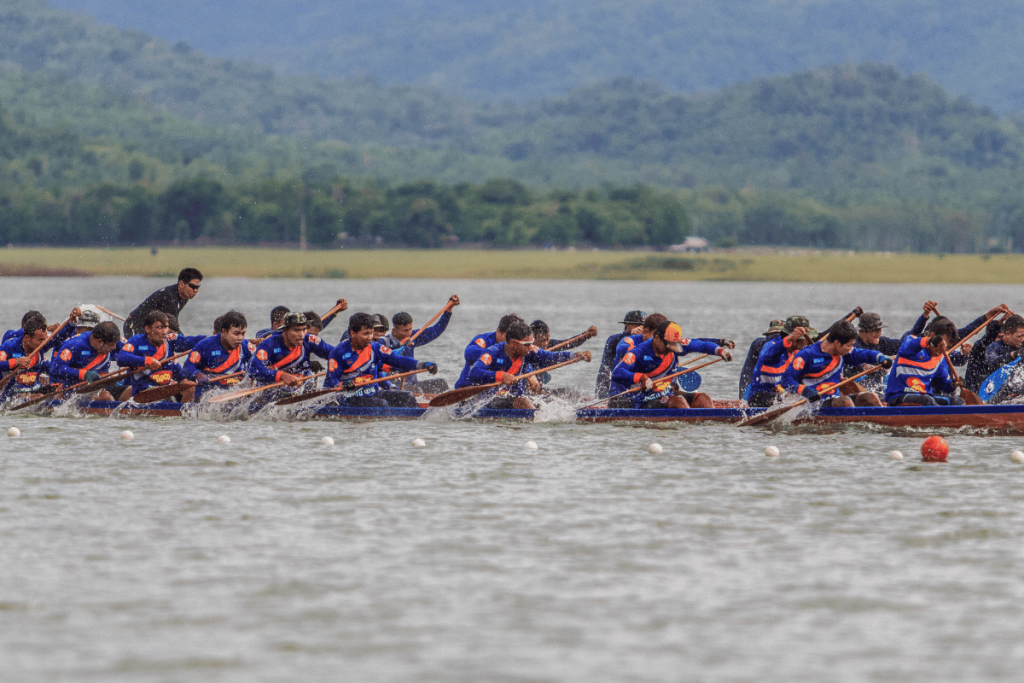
[45,0,1024,113]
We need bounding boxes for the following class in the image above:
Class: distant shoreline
[2,247,1023,283]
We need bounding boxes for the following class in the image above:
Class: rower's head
[280,312,309,347]
[348,312,377,350]
[143,311,171,346]
[164,313,182,334]
[621,310,646,333]
[858,312,885,345]
[176,268,203,301]
[504,320,535,359]
[652,321,685,355]
[764,319,786,337]
[1001,314,1024,349]
[22,315,48,348]
[218,311,247,350]
[642,313,668,340]
[924,317,958,356]
[392,312,414,342]
[372,313,389,341]
[212,316,224,334]
[783,316,817,349]
[495,313,523,343]
[89,322,121,355]
[74,305,102,334]
[302,311,323,335]
[820,320,858,356]
[529,320,550,349]
[269,306,290,330]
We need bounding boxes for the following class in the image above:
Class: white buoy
[890,450,904,461]
[648,443,663,454]
[412,438,426,448]
[765,445,780,457]
[321,436,335,446]
[218,434,231,443]
[1011,450,1024,464]
[525,440,538,450]
[121,430,134,440]
[7,426,20,437]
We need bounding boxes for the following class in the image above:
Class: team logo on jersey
[151,370,173,385]
[793,357,805,371]
[256,349,269,362]
[122,343,135,353]
[623,352,636,364]
[475,338,487,348]
[329,359,338,373]
[189,351,201,364]
[479,353,492,365]
[309,335,321,344]
[908,378,927,393]
[247,342,256,352]
[60,349,73,362]
[380,345,391,355]
[167,332,178,340]
[0,351,6,361]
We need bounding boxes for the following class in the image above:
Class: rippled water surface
[3,277,1024,682]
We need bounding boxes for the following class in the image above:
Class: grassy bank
[1,247,1023,283]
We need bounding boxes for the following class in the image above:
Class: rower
[249,312,333,392]
[180,311,254,401]
[124,267,203,337]
[372,314,389,341]
[884,317,963,406]
[379,295,460,392]
[163,314,208,352]
[738,319,785,399]
[0,310,80,401]
[50,321,124,402]
[115,311,195,402]
[744,317,815,408]
[964,306,1016,391]
[781,320,890,408]
[607,313,667,397]
[466,320,591,410]
[844,309,926,390]
[611,321,731,409]
[454,313,524,389]
[973,314,1024,387]
[529,319,597,351]
[595,310,646,398]
[255,306,290,340]
[323,312,438,408]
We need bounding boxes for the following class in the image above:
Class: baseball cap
[659,321,685,353]
[621,310,647,325]
[281,312,308,329]
[858,312,885,331]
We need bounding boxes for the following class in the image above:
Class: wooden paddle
[94,305,127,321]
[428,355,586,408]
[272,368,429,407]
[0,314,75,392]
[131,371,245,404]
[403,296,458,348]
[548,328,597,352]
[947,310,1004,354]
[320,299,348,322]
[735,363,884,428]
[575,356,724,411]
[205,371,326,404]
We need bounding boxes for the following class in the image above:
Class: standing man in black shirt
[124,268,203,337]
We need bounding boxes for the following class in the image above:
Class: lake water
[3,277,1024,682]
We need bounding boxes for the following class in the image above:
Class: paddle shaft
[95,305,127,321]
[0,315,74,392]
[404,300,455,348]
[131,371,246,404]
[736,362,884,427]
[206,371,326,404]
[273,368,429,406]
[576,356,721,411]
[548,329,596,352]
[428,355,585,407]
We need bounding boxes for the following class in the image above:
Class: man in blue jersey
[379,295,460,392]
[744,317,815,408]
[324,312,437,408]
[0,313,79,402]
[181,311,255,401]
[249,312,334,396]
[50,321,124,402]
[595,310,646,398]
[781,320,890,408]
[116,311,196,402]
[884,317,963,406]
[467,320,590,410]
[738,319,785,399]
[454,313,524,389]
[611,321,731,409]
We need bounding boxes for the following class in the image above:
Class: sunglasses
[185,282,201,291]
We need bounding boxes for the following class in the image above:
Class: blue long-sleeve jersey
[744,335,800,401]
[181,336,254,398]
[249,332,334,385]
[116,333,184,395]
[781,341,885,400]
[455,331,499,389]
[467,342,572,397]
[324,339,421,396]
[378,310,452,385]
[50,332,124,386]
[884,335,956,403]
[0,336,51,398]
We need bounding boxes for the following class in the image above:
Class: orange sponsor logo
[480,353,492,365]
[328,359,338,373]
[60,349,73,362]
[189,351,201,364]
[123,343,135,353]
[623,352,636,364]
[256,349,269,362]
[793,357,805,371]
[475,338,487,348]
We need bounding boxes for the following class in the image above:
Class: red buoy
[921,435,949,462]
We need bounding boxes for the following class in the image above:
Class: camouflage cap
[783,315,817,339]
[764,319,786,334]
[281,311,308,329]
[858,312,885,331]
[372,313,389,330]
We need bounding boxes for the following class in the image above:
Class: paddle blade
[735,399,807,428]
[677,371,701,392]
[206,384,270,404]
[132,383,186,404]
[273,388,338,407]
[427,383,495,407]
